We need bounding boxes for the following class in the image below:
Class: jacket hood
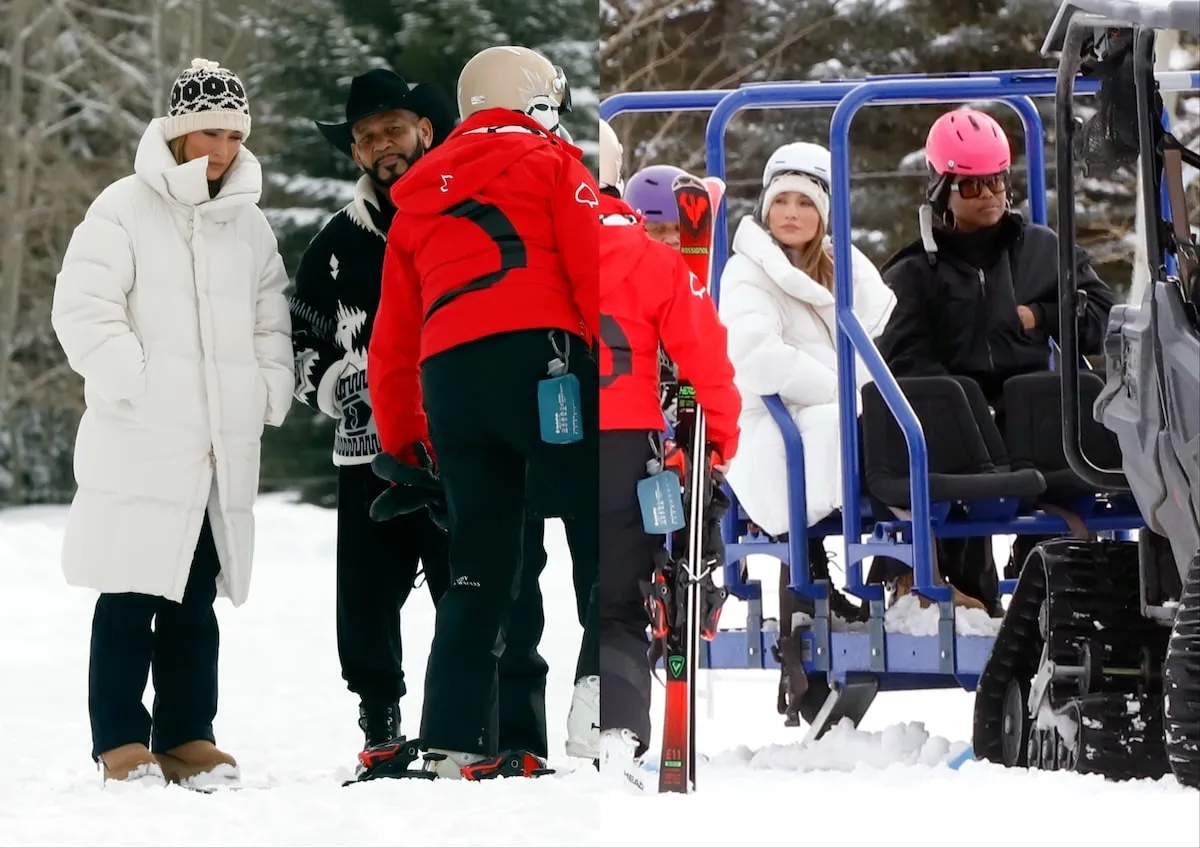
[730,215,834,307]
[599,193,654,287]
[390,108,583,217]
[726,215,896,338]
[599,191,639,221]
[134,117,263,214]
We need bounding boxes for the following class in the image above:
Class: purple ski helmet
[624,164,689,222]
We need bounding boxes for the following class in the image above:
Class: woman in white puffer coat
[719,142,896,550]
[50,59,293,788]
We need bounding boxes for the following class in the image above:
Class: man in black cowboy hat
[288,68,457,774]
[289,67,564,780]
[313,67,457,183]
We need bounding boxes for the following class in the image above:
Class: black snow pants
[597,430,664,758]
[338,461,569,758]
[335,462,451,710]
[417,328,598,756]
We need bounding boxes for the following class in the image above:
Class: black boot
[358,700,400,750]
[804,539,868,623]
[348,700,419,783]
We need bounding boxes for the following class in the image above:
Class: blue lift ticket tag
[637,471,686,534]
[537,374,582,444]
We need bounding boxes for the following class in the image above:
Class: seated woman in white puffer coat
[718,142,896,616]
[50,58,293,789]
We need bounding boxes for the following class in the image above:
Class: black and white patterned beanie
[163,58,251,142]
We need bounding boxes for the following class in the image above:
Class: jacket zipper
[978,268,995,371]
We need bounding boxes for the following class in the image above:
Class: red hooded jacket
[599,192,741,461]
[368,109,600,458]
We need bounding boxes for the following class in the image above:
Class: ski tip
[671,172,705,190]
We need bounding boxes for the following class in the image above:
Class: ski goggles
[951,172,1009,199]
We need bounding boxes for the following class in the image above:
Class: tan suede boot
[156,740,240,789]
[891,570,988,612]
[99,742,166,786]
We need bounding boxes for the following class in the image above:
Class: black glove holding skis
[369,442,448,532]
[666,450,730,573]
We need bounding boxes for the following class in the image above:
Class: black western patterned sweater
[290,175,396,466]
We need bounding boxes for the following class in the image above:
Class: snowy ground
[1,496,1197,847]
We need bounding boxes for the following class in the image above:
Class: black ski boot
[359,700,400,750]
[343,701,431,785]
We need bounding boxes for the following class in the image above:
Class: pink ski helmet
[624,164,688,222]
[925,109,1012,176]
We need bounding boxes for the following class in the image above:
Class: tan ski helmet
[457,45,572,134]
[598,119,623,191]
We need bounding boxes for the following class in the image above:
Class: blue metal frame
[601,74,1050,604]
[1160,109,1181,280]
[702,78,1050,606]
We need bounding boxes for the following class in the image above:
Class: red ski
[647,172,728,795]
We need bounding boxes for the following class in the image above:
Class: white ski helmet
[598,119,623,191]
[457,45,571,134]
[762,141,832,189]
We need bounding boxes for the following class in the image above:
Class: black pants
[498,519,550,756]
[88,512,221,761]
[418,329,598,755]
[336,462,451,707]
[571,512,600,684]
[597,430,663,756]
[338,462,558,756]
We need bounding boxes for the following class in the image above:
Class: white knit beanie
[162,58,252,142]
[760,173,829,228]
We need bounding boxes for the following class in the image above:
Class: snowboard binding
[344,736,434,785]
[460,751,556,781]
[344,739,556,785]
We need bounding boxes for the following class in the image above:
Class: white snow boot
[565,674,599,760]
[600,728,652,795]
[424,748,551,780]
[423,748,489,780]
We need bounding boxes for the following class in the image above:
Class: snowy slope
[1,497,1197,847]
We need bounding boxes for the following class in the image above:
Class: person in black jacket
[878,109,1113,408]
[288,69,561,772]
[874,108,1115,611]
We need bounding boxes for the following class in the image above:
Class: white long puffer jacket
[718,216,896,536]
[50,118,294,606]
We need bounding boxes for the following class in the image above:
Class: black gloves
[369,442,448,532]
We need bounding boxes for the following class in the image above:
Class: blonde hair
[168,136,187,165]
[787,217,835,292]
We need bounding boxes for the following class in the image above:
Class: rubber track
[974,539,1172,781]
[1164,553,1200,788]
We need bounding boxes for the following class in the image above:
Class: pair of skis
[645,173,729,795]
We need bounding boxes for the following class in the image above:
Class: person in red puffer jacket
[594,118,741,776]
[366,45,598,781]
